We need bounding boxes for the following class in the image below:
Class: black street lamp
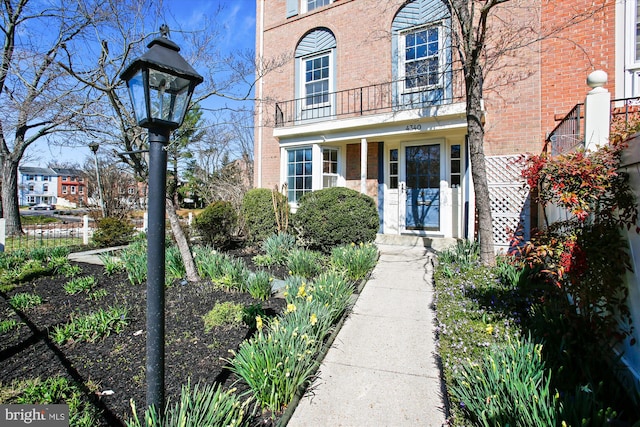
[120,26,203,413]
[88,142,106,218]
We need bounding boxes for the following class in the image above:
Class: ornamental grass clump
[50,306,128,344]
[63,276,95,295]
[449,335,559,427]
[227,316,322,415]
[8,292,43,310]
[194,248,249,291]
[286,248,323,279]
[120,240,147,285]
[330,242,378,282]
[127,382,248,427]
[246,270,273,300]
[255,233,296,266]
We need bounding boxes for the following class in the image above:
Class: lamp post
[88,142,106,218]
[120,26,203,413]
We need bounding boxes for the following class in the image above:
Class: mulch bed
[0,250,287,426]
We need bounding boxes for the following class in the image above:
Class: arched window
[392,0,451,105]
[295,28,336,121]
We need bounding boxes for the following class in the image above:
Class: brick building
[254,0,637,243]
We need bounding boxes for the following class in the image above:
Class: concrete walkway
[287,244,448,427]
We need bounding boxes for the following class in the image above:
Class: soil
[0,248,288,426]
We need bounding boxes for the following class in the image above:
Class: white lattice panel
[486,155,530,248]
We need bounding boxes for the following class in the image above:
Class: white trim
[398,23,446,95]
[301,0,332,14]
[625,0,640,97]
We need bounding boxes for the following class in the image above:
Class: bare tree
[0,0,108,235]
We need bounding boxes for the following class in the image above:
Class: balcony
[275,68,465,128]
[547,97,640,155]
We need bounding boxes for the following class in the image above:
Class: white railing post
[584,70,611,151]
[0,218,5,252]
[143,211,148,232]
[188,212,193,226]
[83,215,89,245]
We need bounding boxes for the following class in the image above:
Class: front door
[404,144,440,230]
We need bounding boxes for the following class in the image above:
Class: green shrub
[294,187,379,253]
[92,217,136,248]
[242,188,289,245]
[203,302,245,332]
[193,201,237,249]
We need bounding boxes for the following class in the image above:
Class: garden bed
[0,261,285,425]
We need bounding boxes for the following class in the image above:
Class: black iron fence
[275,68,465,127]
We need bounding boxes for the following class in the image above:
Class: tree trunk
[2,159,22,236]
[466,64,496,266]
[165,198,199,282]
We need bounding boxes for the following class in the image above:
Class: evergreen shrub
[294,187,379,253]
[193,201,237,249]
[92,217,135,248]
[241,188,288,245]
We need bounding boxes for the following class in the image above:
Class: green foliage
[203,302,245,332]
[120,240,147,285]
[50,306,128,344]
[15,376,101,427]
[330,243,378,282]
[0,319,19,334]
[55,261,81,278]
[228,315,322,415]
[92,217,136,248]
[286,248,323,279]
[63,276,95,295]
[449,335,559,427]
[193,247,249,291]
[87,289,107,301]
[193,201,237,249]
[246,270,273,301]
[293,187,379,253]
[242,188,289,245]
[126,381,248,427]
[166,245,186,280]
[99,253,124,276]
[8,292,43,310]
[438,239,480,271]
[257,233,296,266]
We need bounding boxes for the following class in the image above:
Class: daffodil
[287,303,297,313]
[256,315,263,330]
[310,313,318,325]
[485,324,494,334]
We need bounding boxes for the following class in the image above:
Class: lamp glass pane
[127,70,148,124]
[148,69,192,125]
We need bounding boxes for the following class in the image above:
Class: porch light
[120,26,203,414]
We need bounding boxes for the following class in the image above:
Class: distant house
[18,166,87,208]
[18,166,58,207]
[52,168,86,208]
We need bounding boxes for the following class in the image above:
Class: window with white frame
[43,184,48,192]
[287,147,312,203]
[79,186,84,194]
[304,53,330,108]
[62,186,67,194]
[71,186,76,195]
[28,184,34,192]
[389,149,398,189]
[27,196,35,204]
[322,148,338,188]
[306,0,330,12]
[402,26,441,91]
[626,0,640,97]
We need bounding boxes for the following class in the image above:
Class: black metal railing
[546,103,584,156]
[610,97,640,132]
[275,68,465,127]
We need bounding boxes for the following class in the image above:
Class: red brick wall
[255,0,616,185]
[540,0,615,150]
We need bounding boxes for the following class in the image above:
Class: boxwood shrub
[241,188,288,245]
[193,201,237,249]
[294,187,379,253]
[92,217,136,248]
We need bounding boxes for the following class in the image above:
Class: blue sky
[30,0,256,167]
